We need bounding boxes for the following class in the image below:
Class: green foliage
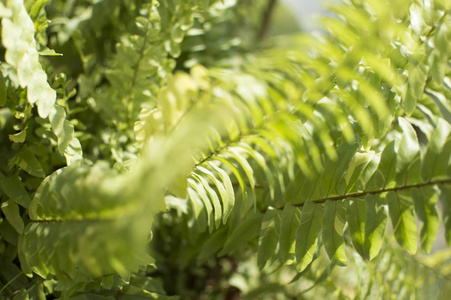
[1,0,451,299]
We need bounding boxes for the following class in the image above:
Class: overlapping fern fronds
[149,0,451,276]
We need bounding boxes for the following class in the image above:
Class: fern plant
[1,0,451,299]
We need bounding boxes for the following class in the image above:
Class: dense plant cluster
[1,0,451,299]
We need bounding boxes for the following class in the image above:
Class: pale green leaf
[207,162,235,223]
[196,167,227,219]
[257,209,281,268]
[430,50,446,84]
[404,64,427,115]
[49,106,74,154]
[189,179,214,231]
[323,200,347,266]
[214,157,246,199]
[63,137,83,166]
[422,118,451,182]
[239,142,276,200]
[435,22,449,57]
[295,201,325,272]
[412,186,439,253]
[427,89,451,125]
[47,105,83,165]
[346,197,367,258]
[366,141,397,191]
[157,87,177,130]
[438,184,451,246]
[396,118,421,186]
[9,128,27,143]
[28,0,52,20]
[341,152,374,194]
[192,173,223,229]
[1,0,56,118]
[187,186,208,233]
[0,2,12,18]
[409,3,426,36]
[355,152,380,192]
[279,204,302,262]
[364,194,387,260]
[226,147,256,210]
[319,143,359,198]
[387,190,417,254]
[38,48,63,56]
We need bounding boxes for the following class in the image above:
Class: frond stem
[32,217,116,224]
[126,8,154,124]
[272,178,451,210]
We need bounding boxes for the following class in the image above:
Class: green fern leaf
[219,213,263,256]
[396,118,421,186]
[346,196,367,258]
[21,163,155,282]
[412,186,439,253]
[191,173,222,229]
[421,118,451,182]
[387,190,418,254]
[439,185,451,246]
[295,200,325,272]
[279,204,302,262]
[257,209,281,269]
[323,200,347,266]
[197,227,228,264]
[0,174,32,208]
[187,186,208,233]
[207,162,235,223]
[1,200,24,234]
[366,141,397,191]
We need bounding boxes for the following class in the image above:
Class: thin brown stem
[271,178,451,210]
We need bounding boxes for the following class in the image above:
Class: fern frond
[1,0,55,118]
[19,162,155,283]
[19,103,226,288]
[168,0,451,276]
[0,0,82,165]
[254,118,451,271]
